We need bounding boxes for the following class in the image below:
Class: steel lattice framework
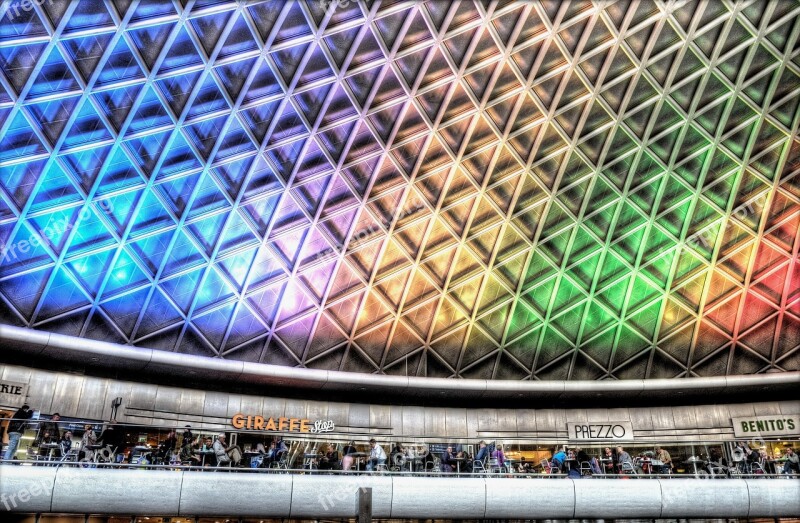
[0,0,799,380]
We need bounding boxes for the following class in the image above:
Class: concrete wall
[1,364,798,443]
[0,467,797,518]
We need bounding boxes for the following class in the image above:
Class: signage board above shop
[567,421,634,442]
[231,413,336,434]
[0,380,28,408]
[731,416,799,439]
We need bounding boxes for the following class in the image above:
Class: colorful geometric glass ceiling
[0,0,799,380]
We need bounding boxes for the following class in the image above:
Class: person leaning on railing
[3,404,32,461]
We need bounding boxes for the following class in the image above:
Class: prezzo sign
[231,413,335,434]
[0,380,27,407]
[567,421,634,442]
[731,416,799,438]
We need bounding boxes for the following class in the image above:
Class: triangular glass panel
[24,95,81,145]
[128,21,175,71]
[154,70,202,116]
[92,84,143,133]
[63,98,114,149]
[96,37,146,87]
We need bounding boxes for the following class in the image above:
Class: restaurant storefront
[1,362,798,476]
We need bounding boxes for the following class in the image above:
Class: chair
[750,463,766,476]
[472,459,486,475]
[59,445,80,465]
[487,458,503,474]
[26,446,44,464]
[580,461,592,476]
[619,461,637,475]
[271,457,290,472]
[540,459,553,474]
[708,464,727,477]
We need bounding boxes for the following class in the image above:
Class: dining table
[450,456,468,475]
[683,457,706,476]
[193,449,214,466]
[39,443,61,461]
[347,451,368,471]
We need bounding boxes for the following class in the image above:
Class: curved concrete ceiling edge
[1,324,798,403]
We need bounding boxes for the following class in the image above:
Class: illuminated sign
[731,416,799,438]
[231,413,335,434]
[567,422,634,442]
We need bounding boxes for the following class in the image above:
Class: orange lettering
[265,417,277,431]
[279,417,289,431]
[290,418,300,432]
[254,416,265,430]
[300,419,310,433]
[231,414,245,430]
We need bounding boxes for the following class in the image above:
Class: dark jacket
[99,426,124,451]
[8,407,32,433]
[37,420,61,444]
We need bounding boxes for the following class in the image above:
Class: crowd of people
[2,404,799,477]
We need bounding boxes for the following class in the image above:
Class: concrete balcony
[1,466,798,519]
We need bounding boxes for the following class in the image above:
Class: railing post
[357,486,372,523]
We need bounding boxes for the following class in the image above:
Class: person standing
[182,425,194,446]
[37,413,62,445]
[4,404,32,462]
[98,421,125,462]
[80,424,98,462]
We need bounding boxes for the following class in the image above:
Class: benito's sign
[731,416,799,438]
[231,413,335,434]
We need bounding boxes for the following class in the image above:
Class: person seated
[58,431,74,458]
[366,438,386,471]
[655,446,673,474]
[274,438,288,463]
[441,446,455,473]
[318,443,339,470]
[475,440,489,464]
[783,448,799,475]
[552,446,567,472]
[602,447,615,474]
[342,440,358,471]
[213,433,242,467]
[490,444,506,472]
[391,442,406,470]
[616,446,633,473]
[180,438,201,466]
[201,437,216,467]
